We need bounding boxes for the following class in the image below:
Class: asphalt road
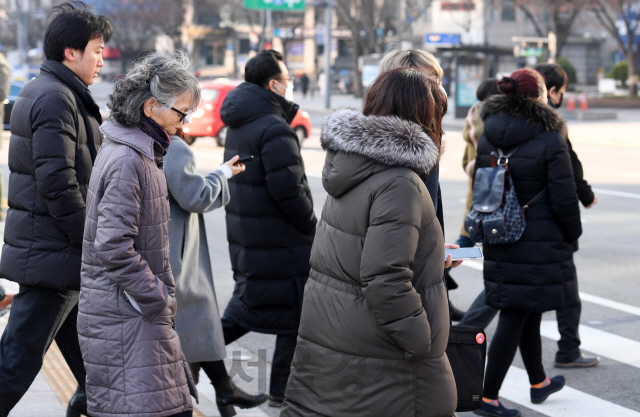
[187,107,640,416]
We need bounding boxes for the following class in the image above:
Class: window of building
[501,0,516,21]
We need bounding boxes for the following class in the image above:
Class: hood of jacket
[100,118,156,161]
[480,94,568,149]
[320,108,440,198]
[220,81,299,127]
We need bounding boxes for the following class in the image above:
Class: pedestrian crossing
[500,366,640,417]
[459,261,640,416]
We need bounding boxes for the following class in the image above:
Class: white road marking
[500,366,640,417]
[460,263,640,317]
[540,321,640,369]
[592,188,640,199]
[578,292,640,317]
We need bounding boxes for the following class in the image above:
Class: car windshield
[201,88,219,102]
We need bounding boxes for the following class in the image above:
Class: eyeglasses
[170,107,188,123]
[276,76,295,84]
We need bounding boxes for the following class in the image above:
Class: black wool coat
[220,82,317,335]
[0,60,102,291]
[476,95,582,313]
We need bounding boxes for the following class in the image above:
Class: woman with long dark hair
[473,69,582,417]
[280,68,457,417]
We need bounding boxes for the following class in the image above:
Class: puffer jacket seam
[297,334,407,361]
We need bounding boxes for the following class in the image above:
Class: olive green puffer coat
[281,109,457,417]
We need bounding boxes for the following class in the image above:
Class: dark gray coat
[78,120,197,417]
[164,136,229,363]
[0,60,102,290]
[282,109,457,417]
[477,95,582,312]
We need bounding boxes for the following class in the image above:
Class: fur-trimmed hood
[481,94,568,140]
[320,109,440,197]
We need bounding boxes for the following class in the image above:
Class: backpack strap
[522,187,547,211]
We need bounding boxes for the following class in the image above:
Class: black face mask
[554,92,564,109]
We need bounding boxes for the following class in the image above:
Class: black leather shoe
[268,395,285,408]
[449,300,466,322]
[554,353,600,368]
[213,378,268,417]
[67,386,89,417]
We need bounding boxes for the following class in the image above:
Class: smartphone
[445,247,483,261]
[235,155,254,165]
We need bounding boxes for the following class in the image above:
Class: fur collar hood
[320,109,440,198]
[321,109,440,175]
[481,94,568,139]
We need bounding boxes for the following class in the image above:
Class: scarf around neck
[139,116,171,155]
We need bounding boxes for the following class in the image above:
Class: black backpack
[464,146,545,245]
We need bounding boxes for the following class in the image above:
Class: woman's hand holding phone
[224,155,246,177]
[444,243,464,268]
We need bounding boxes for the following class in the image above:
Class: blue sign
[425,33,461,45]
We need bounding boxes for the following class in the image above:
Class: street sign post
[244,0,305,11]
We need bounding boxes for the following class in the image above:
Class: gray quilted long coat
[78,119,197,417]
[281,109,457,417]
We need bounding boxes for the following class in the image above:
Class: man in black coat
[0,4,112,416]
[220,50,317,407]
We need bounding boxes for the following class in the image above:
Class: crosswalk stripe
[592,188,640,199]
[578,292,640,317]
[540,321,640,370]
[460,262,640,317]
[500,366,640,416]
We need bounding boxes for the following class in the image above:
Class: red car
[183,79,312,147]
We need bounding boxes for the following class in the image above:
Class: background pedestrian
[219,49,317,408]
[474,69,582,417]
[164,129,268,417]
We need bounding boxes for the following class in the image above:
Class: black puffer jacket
[220,82,317,335]
[477,95,582,312]
[0,60,102,291]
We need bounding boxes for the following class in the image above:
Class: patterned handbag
[464,146,546,245]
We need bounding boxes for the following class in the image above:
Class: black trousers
[0,284,86,417]
[460,290,583,362]
[221,316,297,398]
[483,309,546,400]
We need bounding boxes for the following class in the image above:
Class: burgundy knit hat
[498,68,545,99]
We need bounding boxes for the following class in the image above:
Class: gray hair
[107,50,201,127]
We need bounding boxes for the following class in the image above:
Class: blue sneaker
[530,375,565,404]
[474,401,521,417]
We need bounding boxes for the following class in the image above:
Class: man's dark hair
[244,50,284,88]
[44,1,113,62]
[476,78,500,101]
[534,63,568,91]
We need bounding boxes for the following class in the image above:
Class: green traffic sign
[244,0,304,11]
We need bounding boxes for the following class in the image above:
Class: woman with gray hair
[78,51,202,417]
